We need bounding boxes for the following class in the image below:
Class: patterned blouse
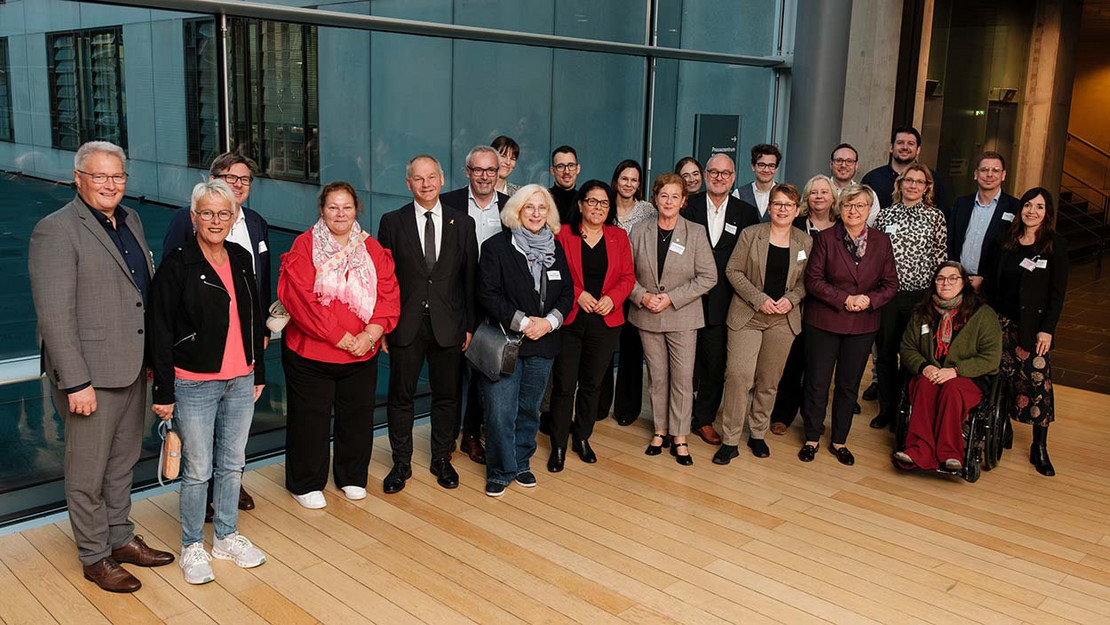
[616,200,657,234]
[873,201,947,292]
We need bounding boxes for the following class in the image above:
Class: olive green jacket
[900,304,1002,378]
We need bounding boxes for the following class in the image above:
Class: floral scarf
[931,293,963,359]
[842,224,868,263]
[311,218,378,322]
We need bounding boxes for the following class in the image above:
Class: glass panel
[657,0,779,56]
[0,38,12,142]
[184,18,220,167]
[47,27,127,150]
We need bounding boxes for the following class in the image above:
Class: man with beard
[861,126,947,214]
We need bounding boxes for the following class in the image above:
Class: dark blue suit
[946,191,1020,274]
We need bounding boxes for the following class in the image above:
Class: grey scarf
[511,225,556,292]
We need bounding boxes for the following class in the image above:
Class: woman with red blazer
[800,184,898,466]
[548,180,636,471]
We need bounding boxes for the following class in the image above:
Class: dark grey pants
[52,372,145,565]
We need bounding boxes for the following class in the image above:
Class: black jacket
[377,201,479,348]
[946,191,1019,273]
[683,192,761,326]
[981,235,1070,351]
[549,185,578,226]
[861,162,949,212]
[478,230,574,359]
[148,239,266,404]
[440,186,511,215]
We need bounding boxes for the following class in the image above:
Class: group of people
[28,126,1069,593]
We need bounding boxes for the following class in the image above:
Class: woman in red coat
[278,181,400,509]
[548,180,636,471]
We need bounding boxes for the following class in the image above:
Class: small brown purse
[158,418,181,486]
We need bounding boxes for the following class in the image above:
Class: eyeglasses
[552,163,579,173]
[977,167,1003,175]
[216,173,253,186]
[771,201,797,210]
[194,209,235,222]
[935,275,963,285]
[842,202,870,212]
[831,158,857,165]
[522,205,549,216]
[754,162,778,171]
[77,170,128,184]
[706,169,734,179]
[902,178,929,187]
[582,198,610,209]
[467,166,499,177]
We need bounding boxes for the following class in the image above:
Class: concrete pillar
[784,0,854,184]
[840,0,906,170]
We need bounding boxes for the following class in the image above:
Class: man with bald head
[377,154,479,494]
[684,153,761,449]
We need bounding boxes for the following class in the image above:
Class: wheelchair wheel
[965,461,981,483]
[894,388,911,451]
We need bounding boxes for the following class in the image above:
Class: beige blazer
[725,223,813,334]
[628,216,717,332]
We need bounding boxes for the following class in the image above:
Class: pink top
[176,259,254,381]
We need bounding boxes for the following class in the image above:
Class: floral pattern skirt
[998,315,1055,427]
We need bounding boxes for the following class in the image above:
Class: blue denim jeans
[480,356,554,485]
[174,373,255,546]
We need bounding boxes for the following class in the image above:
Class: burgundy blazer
[556,225,636,327]
[803,223,898,335]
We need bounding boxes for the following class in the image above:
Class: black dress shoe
[798,444,818,463]
[829,446,855,466]
[747,438,770,458]
[383,462,412,494]
[430,457,460,489]
[862,382,879,401]
[869,414,891,429]
[671,442,693,466]
[615,414,637,426]
[645,434,667,456]
[712,444,739,465]
[547,446,566,473]
[573,438,597,463]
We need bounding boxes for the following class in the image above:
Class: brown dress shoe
[694,424,722,445]
[459,434,486,465]
[770,423,788,436]
[83,557,141,593]
[111,535,175,567]
[239,486,256,511]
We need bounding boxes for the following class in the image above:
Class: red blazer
[556,225,636,327]
[279,229,401,364]
[803,223,898,335]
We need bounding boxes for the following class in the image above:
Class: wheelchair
[892,374,1009,482]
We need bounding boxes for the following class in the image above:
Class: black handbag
[466,321,523,382]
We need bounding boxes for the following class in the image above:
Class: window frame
[0,38,12,142]
[183,17,225,169]
[45,26,128,151]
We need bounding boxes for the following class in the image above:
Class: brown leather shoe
[459,434,486,465]
[694,424,722,445]
[238,486,256,511]
[770,423,788,436]
[111,535,175,567]
[83,557,141,593]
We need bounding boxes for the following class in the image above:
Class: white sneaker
[212,533,266,568]
[180,542,215,584]
[341,485,367,500]
[292,490,327,509]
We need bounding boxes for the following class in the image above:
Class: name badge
[487,217,501,226]
[1035,259,1048,269]
[724,223,738,235]
[921,324,929,335]
[1019,257,1037,272]
[1001,212,1015,222]
[546,270,561,281]
[885,224,899,235]
[258,240,268,253]
[797,250,806,262]
[669,241,686,255]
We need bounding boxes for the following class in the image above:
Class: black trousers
[691,322,727,429]
[770,328,806,426]
[455,363,483,439]
[802,325,875,445]
[600,301,644,421]
[282,343,379,495]
[875,289,926,420]
[550,314,622,448]
[387,314,461,464]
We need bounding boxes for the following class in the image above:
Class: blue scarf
[511,226,556,292]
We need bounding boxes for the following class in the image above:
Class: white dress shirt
[413,200,443,261]
[226,209,255,272]
[706,194,729,246]
[467,188,502,252]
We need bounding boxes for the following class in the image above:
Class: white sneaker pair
[180,533,266,585]
[292,490,327,509]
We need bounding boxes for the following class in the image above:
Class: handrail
[1061,170,1110,205]
[1067,132,1110,160]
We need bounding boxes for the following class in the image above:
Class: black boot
[547,444,566,473]
[1030,425,1055,477]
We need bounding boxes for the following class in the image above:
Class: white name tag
[1035,259,1048,269]
[487,217,501,226]
[921,324,929,335]
[669,241,686,255]
[1020,257,1037,272]
[546,270,561,281]
[258,240,268,253]
[885,224,899,235]
[724,223,738,235]
[1001,212,1015,222]
[797,250,806,261]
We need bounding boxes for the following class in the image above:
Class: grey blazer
[29,197,154,390]
[734,183,772,223]
[725,223,813,335]
[628,217,717,332]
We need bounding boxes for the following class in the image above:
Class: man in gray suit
[29,141,174,593]
[734,144,781,223]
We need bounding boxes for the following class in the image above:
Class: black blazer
[683,192,761,326]
[946,191,1019,272]
[981,235,1069,352]
[440,186,511,215]
[377,201,478,348]
[478,230,574,359]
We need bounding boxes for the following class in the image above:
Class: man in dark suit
[29,142,175,593]
[377,154,479,494]
[549,145,580,224]
[861,125,948,214]
[440,145,510,465]
[685,153,761,445]
[947,151,1019,289]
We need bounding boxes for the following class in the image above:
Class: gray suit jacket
[725,223,813,334]
[628,217,717,333]
[29,197,153,390]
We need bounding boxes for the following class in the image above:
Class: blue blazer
[946,191,1020,273]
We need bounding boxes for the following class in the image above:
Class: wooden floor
[2,384,1110,624]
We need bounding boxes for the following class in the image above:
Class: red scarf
[931,293,963,359]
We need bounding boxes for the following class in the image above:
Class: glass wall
[0,0,784,526]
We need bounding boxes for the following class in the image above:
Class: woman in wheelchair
[893,262,1002,471]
